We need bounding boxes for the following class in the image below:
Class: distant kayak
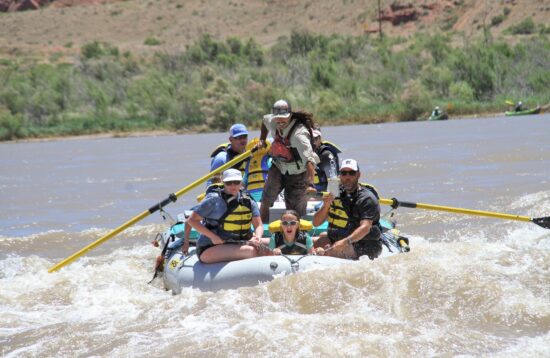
[428,112,448,121]
[505,106,541,116]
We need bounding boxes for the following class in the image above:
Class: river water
[1,114,549,357]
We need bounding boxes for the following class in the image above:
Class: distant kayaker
[432,106,441,117]
[269,210,323,256]
[312,159,383,260]
[515,101,523,112]
[208,123,249,185]
[188,169,266,264]
[258,99,319,222]
[312,128,341,192]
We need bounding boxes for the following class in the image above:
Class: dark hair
[291,110,315,131]
[281,209,301,234]
[290,110,316,147]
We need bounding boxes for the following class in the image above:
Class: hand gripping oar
[48,147,257,273]
[380,198,550,229]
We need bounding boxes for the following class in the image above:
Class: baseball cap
[272,99,292,119]
[340,159,359,171]
[229,123,248,138]
[222,168,243,182]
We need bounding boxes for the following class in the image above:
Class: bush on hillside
[449,81,474,102]
[398,80,431,121]
[506,18,536,35]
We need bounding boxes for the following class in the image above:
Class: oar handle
[380,197,548,227]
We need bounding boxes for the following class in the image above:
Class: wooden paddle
[48,147,257,273]
[380,197,550,229]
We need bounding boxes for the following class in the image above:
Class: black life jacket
[272,231,309,255]
[327,183,381,242]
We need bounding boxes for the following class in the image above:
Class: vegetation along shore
[1,4,549,141]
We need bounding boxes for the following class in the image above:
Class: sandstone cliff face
[0,0,52,12]
[0,0,112,12]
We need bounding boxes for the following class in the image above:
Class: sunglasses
[340,170,357,176]
[281,220,298,227]
[272,107,290,116]
[224,180,242,186]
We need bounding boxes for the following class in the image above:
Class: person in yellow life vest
[243,138,271,202]
[187,169,266,264]
[312,159,383,260]
[258,99,319,223]
[208,123,249,185]
[312,128,341,192]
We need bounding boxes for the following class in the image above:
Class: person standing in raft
[187,169,266,263]
[312,159,383,260]
[269,210,323,256]
[258,99,319,222]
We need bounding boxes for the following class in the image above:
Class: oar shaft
[48,210,150,273]
[48,147,256,273]
[379,198,532,223]
[174,148,253,198]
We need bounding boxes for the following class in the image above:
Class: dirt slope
[0,0,548,60]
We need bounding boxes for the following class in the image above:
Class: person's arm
[187,212,224,245]
[182,221,192,254]
[251,215,264,239]
[259,116,271,148]
[313,192,333,226]
[344,219,373,245]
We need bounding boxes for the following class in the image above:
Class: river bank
[7,107,543,144]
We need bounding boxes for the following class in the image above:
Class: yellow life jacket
[210,143,248,175]
[268,219,313,233]
[245,139,271,194]
[211,189,254,240]
[327,183,380,239]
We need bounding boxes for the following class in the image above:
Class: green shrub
[491,15,505,27]
[144,37,162,46]
[507,18,536,35]
[449,81,474,102]
[81,41,119,59]
[421,66,453,97]
[398,80,431,121]
[0,112,26,140]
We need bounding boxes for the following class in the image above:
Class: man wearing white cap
[258,99,319,222]
[312,159,383,260]
[187,168,266,263]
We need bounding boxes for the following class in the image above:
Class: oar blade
[532,216,550,229]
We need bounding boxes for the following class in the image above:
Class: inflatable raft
[153,213,410,293]
[162,252,351,293]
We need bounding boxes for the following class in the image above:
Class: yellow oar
[380,197,550,229]
[48,147,256,273]
[505,100,515,106]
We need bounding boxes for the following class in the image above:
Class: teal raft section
[167,218,396,243]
